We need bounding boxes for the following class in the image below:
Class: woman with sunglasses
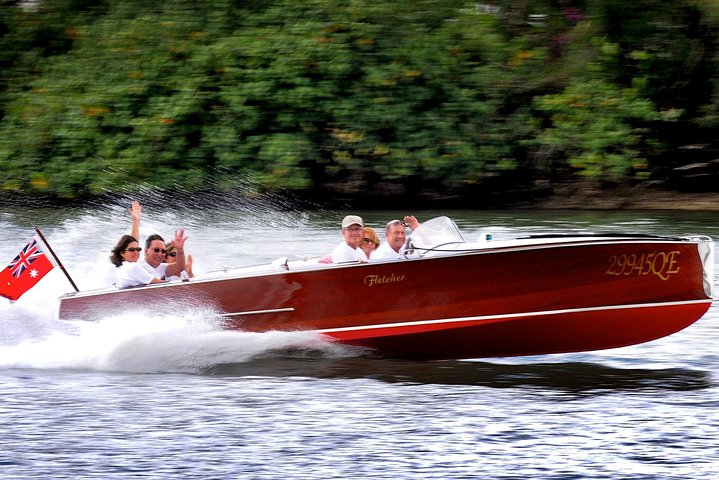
[109,235,142,267]
[163,241,194,281]
[359,227,380,259]
[108,201,144,268]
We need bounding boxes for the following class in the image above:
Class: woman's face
[121,241,141,263]
[360,231,378,256]
[164,249,177,264]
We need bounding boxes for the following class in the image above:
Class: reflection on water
[205,355,713,394]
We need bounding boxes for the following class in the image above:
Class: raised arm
[403,215,420,231]
[130,201,142,240]
[164,229,187,278]
[185,254,195,278]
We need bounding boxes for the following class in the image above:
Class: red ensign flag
[0,236,56,301]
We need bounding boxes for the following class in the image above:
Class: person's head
[341,215,364,249]
[110,235,141,267]
[144,234,166,268]
[360,227,380,257]
[164,241,178,264]
[385,219,407,253]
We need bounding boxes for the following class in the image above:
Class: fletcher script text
[364,273,406,287]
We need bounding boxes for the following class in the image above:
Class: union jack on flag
[8,239,45,278]
[1,234,55,301]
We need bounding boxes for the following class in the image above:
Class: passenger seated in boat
[359,227,380,259]
[108,201,143,268]
[371,216,420,260]
[116,230,188,288]
[329,215,368,263]
[164,241,194,282]
[109,235,142,268]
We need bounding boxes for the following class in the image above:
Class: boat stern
[686,235,715,300]
[701,237,715,300]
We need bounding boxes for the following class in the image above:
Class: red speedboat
[57,217,715,360]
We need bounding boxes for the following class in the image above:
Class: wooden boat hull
[57,236,714,360]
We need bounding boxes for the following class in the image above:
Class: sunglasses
[124,247,142,252]
[165,252,177,257]
[152,247,167,254]
[362,238,374,244]
[387,220,409,228]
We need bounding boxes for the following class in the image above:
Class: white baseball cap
[341,215,364,229]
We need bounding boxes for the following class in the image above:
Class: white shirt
[166,270,190,282]
[370,242,405,260]
[116,257,169,288]
[330,241,368,263]
[102,263,119,287]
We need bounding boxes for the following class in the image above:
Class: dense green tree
[533,79,660,180]
[0,0,716,202]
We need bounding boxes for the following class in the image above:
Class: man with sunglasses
[116,229,188,288]
[330,215,369,263]
[370,215,420,260]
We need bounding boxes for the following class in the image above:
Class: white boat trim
[315,299,713,334]
[216,308,295,317]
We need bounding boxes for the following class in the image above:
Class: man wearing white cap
[330,215,369,263]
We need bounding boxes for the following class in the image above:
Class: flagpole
[33,227,79,293]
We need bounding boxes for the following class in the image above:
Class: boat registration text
[606,251,680,281]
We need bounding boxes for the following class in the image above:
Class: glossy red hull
[324,302,710,360]
[58,235,714,360]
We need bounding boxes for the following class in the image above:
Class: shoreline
[1,187,718,212]
[531,189,719,211]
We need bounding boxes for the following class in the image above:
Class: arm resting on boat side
[116,262,164,288]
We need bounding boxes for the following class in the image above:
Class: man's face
[386,224,406,252]
[145,239,167,268]
[342,224,363,248]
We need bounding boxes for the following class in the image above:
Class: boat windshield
[409,216,465,254]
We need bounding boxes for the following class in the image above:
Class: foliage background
[1,0,717,206]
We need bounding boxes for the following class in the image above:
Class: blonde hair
[362,227,380,249]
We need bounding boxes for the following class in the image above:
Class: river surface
[1,203,718,479]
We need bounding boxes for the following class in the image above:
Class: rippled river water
[1,204,717,479]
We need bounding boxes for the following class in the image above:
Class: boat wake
[0,305,358,374]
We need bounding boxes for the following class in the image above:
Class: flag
[0,236,56,301]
